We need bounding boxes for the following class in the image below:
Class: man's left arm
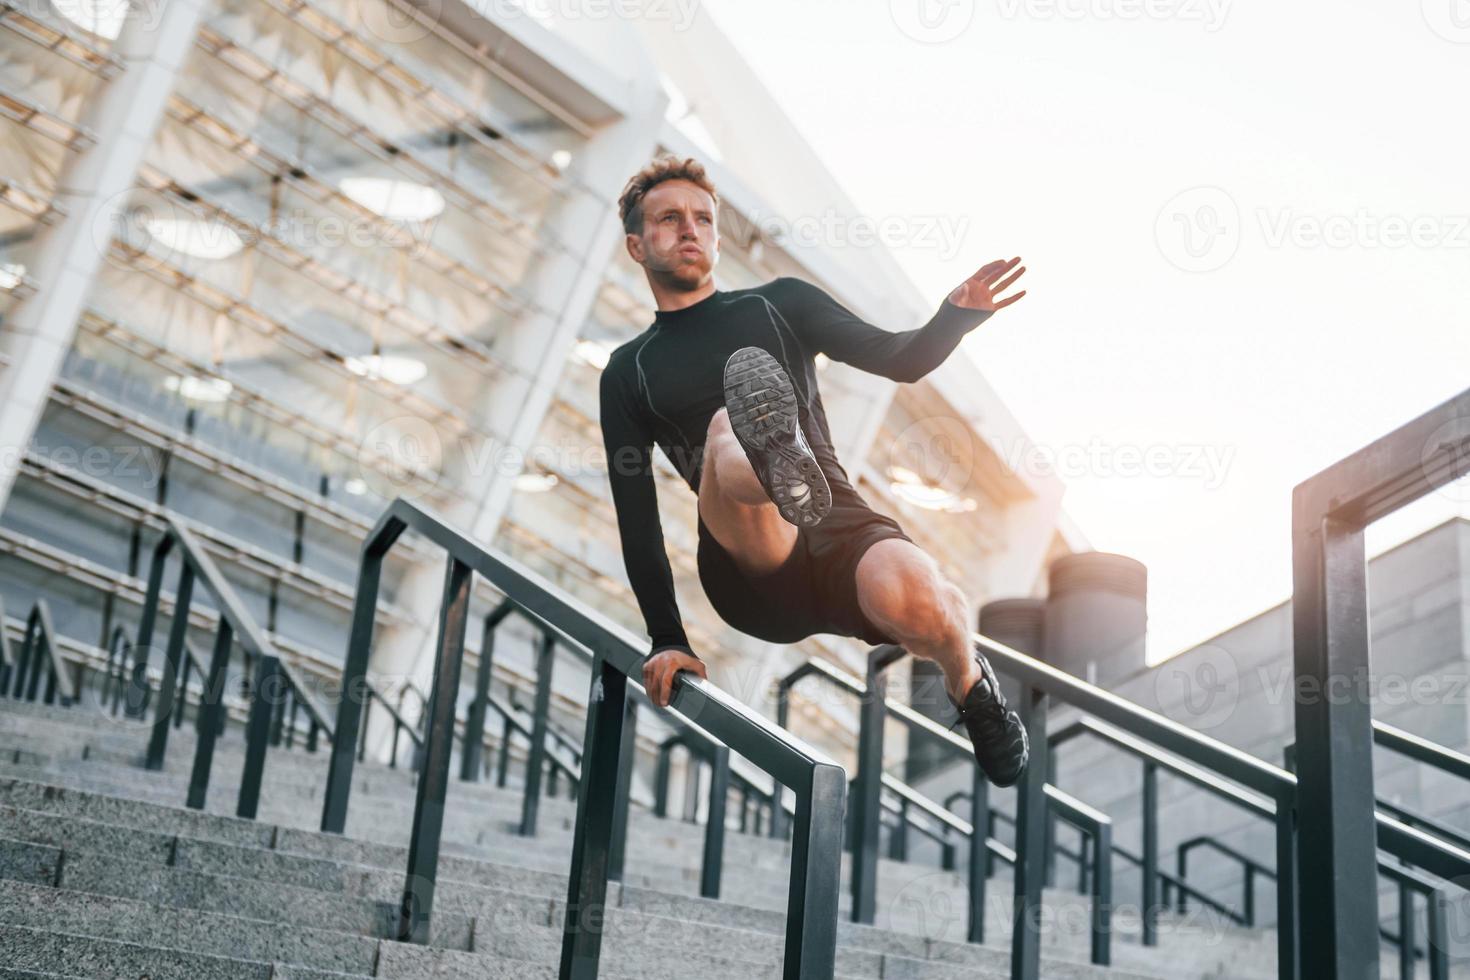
[776,258,1026,384]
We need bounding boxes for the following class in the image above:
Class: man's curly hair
[617,155,720,235]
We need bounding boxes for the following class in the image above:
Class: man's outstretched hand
[643,647,708,708]
[949,256,1027,312]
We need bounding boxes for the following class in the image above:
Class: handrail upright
[320,499,846,978]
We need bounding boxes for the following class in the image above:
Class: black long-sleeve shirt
[598,275,993,656]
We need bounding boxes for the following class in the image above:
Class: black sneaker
[951,646,1029,787]
[722,346,832,528]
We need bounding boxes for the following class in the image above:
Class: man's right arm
[599,357,696,660]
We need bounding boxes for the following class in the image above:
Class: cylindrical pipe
[1043,552,1147,688]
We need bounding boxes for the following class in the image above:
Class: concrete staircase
[0,695,1295,979]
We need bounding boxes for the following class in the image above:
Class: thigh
[697,453,798,577]
[696,519,827,644]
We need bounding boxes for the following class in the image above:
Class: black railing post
[186,622,233,810]
[10,616,31,699]
[1011,680,1048,980]
[398,556,473,944]
[0,596,11,695]
[559,652,627,979]
[653,737,673,817]
[127,538,172,717]
[145,564,194,770]
[1141,759,1159,945]
[889,798,908,862]
[1426,887,1449,980]
[1077,831,1091,895]
[849,647,890,925]
[496,713,512,788]
[268,685,285,747]
[1043,749,1058,887]
[1243,862,1256,927]
[1398,880,1414,980]
[519,630,556,837]
[700,744,730,899]
[608,699,637,883]
[783,760,845,979]
[1177,844,1189,914]
[1275,787,1299,980]
[460,608,501,782]
[967,766,989,944]
[1091,818,1113,966]
[237,654,279,820]
[388,712,401,768]
[320,512,403,834]
[356,694,371,763]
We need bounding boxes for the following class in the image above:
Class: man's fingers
[992,266,1026,293]
[993,290,1027,309]
[659,661,676,708]
[980,257,1021,285]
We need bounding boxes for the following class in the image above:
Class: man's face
[630,179,718,287]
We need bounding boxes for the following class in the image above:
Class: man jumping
[599,155,1030,786]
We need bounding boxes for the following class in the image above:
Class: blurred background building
[0,0,1079,770]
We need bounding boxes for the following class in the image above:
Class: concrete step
[0,771,1272,980]
[0,699,1290,979]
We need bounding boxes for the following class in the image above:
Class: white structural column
[361,66,669,734]
[0,0,211,512]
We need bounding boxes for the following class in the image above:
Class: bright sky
[700,0,1470,663]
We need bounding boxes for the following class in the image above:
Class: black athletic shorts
[696,489,914,647]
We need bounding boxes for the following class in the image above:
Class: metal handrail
[1375,721,1470,781]
[130,515,332,818]
[359,677,423,769]
[485,691,581,787]
[5,599,75,706]
[1378,863,1452,980]
[995,638,1470,980]
[319,498,846,978]
[1070,716,1470,960]
[777,652,1113,962]
[876,773,961,864]
[391,672,583,794]
[1176,835,1274,927]
[508,692,583,761]
[0,597,11,691]
[98,624,133,714]
[1106,841,1238,921]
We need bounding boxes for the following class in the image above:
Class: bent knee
[862,558,966,646]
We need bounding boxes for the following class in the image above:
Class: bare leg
[854,538,983,701]
[698,408,798,577]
